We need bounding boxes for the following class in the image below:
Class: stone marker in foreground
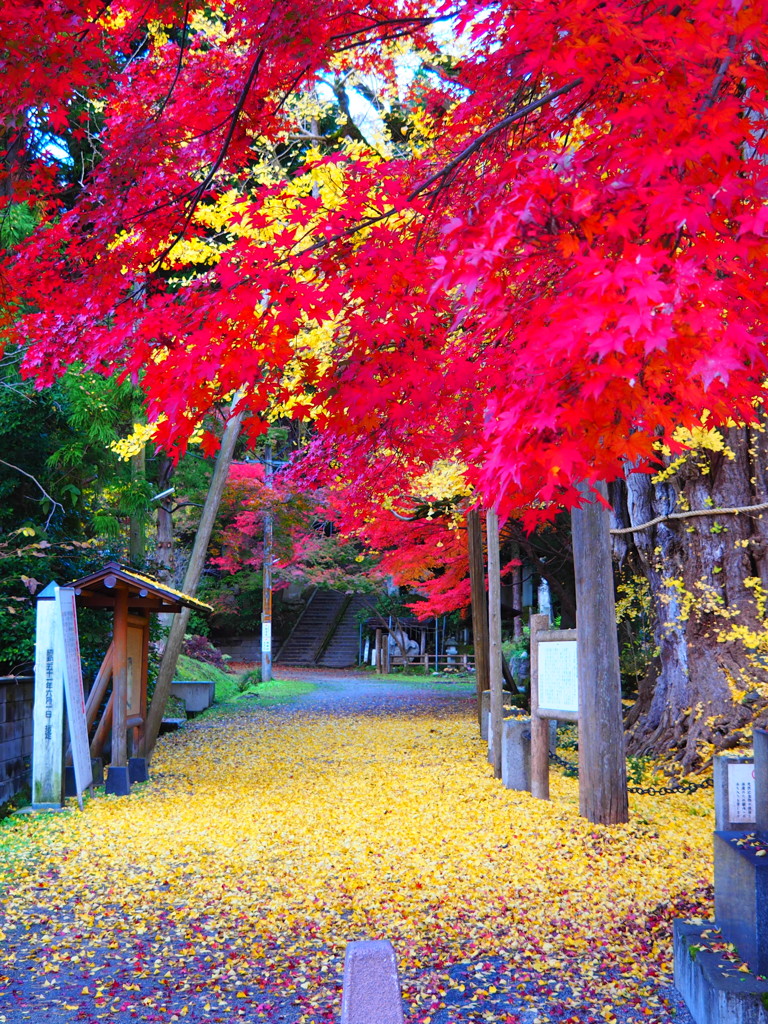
[714,753,756,831]
[675,728,768,1024]
[713,728,768,977]
[341,939,404,1024]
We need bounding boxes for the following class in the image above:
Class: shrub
[181,634,229,671]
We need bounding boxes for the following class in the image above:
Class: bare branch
[0,458,64,530]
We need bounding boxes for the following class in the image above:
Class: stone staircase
[317,594,369,669]
[276,589,365,668]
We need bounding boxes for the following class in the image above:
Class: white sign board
[728,762,756,824]
[32,584,64,807]
[538,640,579,714]
[32,583,92,809]
[56,587,93,806]
[261,621,272,653]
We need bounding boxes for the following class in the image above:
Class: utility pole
[261,444,273,683]
[129,444,146,566]
[467,509,490,725]
[486,507,503,779]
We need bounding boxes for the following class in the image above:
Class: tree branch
[0,459,64,530]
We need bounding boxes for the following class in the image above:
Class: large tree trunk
[613,425,768,767]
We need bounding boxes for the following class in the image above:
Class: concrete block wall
[0,680,34,805]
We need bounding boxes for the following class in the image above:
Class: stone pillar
[502,717,531,791]
[755,728,768,832]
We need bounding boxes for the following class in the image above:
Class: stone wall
[0,679,34,805]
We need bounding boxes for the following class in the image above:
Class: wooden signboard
[538,637,579,719]
[530,617,579,801]
[32,583,65,808]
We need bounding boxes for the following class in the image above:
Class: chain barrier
[548,751,714,795]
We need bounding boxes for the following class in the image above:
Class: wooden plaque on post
[537,631,579,721]
[530,618,578,800]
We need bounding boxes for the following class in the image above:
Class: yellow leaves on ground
[0,707,713,1022]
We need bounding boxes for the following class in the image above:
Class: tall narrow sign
[56,587,93,808]
[32,583,64,808]
[32,583,92,810]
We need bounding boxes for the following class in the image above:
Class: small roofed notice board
[538,639,579,717]
[728,762,756,824]
[32,584,93,809]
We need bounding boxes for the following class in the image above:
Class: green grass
[172,656,318,716]
[363,670,476,694]
[175,654,242,702]
[236,678,317,705]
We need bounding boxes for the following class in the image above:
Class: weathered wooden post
[486,508,503,779]
[106,584,131,795]
[571,482,628,825]
[261,444,273,684]
[467,509,490,726]
[530,613,552,800]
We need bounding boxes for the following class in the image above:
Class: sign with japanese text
[32,584,64,807]
[32,584,92,809]
[538,639,579,715]
[728,762,756,824]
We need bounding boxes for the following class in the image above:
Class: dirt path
[0,675,701,1024]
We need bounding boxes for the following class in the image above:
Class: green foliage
[615,571,654,695]
[626,755,654,788]
[197,569,263,636]
[0,203,37,249]
[0,537,110,673]
[237,668,262,692]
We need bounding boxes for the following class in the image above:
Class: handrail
[273,586,318,664]
[313,593,353,664]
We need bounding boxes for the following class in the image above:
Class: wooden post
[530,613,552,800]
[512,546,523,639]
[111,586,129,768]
[139,618,149,750]
[467,509,490,725]
[129,444,146,566]
[486,508,503,779]
[90,693,113,758]
[261,444,273,683]
[144,401,245,756]
[84,643,113,728]
[571,481,629,825]
[375,628,382,673]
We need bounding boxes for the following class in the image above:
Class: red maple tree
[3,0,768,510]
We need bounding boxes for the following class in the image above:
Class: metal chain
[548,751,714,795]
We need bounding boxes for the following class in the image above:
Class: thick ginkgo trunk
[612,425,768,767]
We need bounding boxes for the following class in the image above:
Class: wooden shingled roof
[69,562,212,613]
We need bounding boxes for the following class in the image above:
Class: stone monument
[674,728,768,1024]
